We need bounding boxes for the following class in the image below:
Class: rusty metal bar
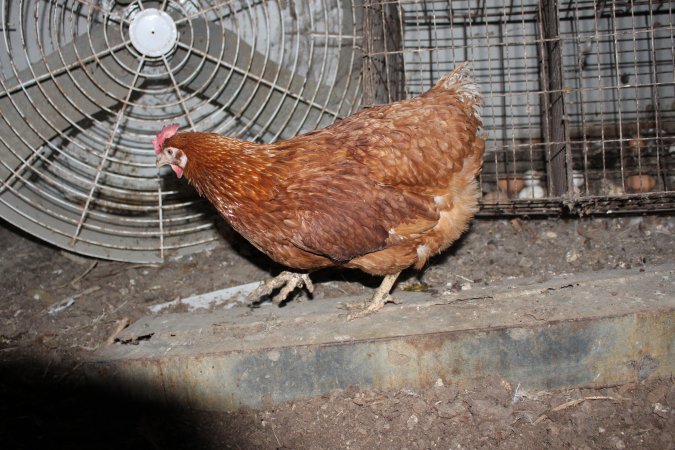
[478,192,675,217]
[539,0,570,197]
[362,0,405,106]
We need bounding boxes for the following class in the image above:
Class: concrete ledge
[85,265,674,411]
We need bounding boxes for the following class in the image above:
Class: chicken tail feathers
[432,62,482,122]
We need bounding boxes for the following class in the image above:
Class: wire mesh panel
[363,0,675,215]
[0,0,363,262]
[559,0,673,213]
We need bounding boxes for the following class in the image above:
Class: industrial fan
[0,0,362,262]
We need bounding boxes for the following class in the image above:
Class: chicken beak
[156,153,172,168]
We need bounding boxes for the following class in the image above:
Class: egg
[518,170,547,199]
[497,176,525,196]
[572,170,585,194]
[628,136,646,153]
[626,174,656,193]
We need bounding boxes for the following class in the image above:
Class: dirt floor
[1,215,674,449]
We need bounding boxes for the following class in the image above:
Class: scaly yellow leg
[348,272,401,319]
[250,271,314,304]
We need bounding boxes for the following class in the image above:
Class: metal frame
[363,0,674,216]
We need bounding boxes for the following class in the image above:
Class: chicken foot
[348,272,401,320]
[250,271,314,305]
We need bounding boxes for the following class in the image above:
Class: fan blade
[175,20,357,140]
[0,28,136,185]
[0,28,163,262]
[0,4,362,263]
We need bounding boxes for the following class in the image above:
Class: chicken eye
[167,148,174,156]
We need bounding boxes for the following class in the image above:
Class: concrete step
[85,264,675,411]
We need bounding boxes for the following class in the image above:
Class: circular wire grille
[0,0,363,262]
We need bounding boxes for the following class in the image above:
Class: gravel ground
[1,215,673,449]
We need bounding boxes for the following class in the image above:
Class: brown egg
[497,176,525,196]
[626,174,656,193]
[482,191,510,204]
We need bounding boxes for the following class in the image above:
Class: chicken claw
[348,272,401,320]
[250,271,314,305]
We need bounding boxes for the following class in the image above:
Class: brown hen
[155,63,484,317]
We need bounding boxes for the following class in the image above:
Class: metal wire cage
[0,0,362,262]
[363,0,674,216]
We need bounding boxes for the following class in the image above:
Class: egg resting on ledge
[155,63,485,318]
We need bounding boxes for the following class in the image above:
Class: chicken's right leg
[250,271,314,305]
[348,272,401,319]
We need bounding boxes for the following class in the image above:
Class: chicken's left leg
[250,271,314,305]
[348,272,401,320]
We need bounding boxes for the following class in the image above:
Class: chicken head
[154,124,187,178]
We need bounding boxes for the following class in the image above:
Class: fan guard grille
[0,0,363,262]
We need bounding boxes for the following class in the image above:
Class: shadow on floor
[0,356,253,450]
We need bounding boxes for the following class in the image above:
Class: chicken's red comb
[152,124,180,155]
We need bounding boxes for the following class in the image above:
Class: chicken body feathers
[164,64,484,276]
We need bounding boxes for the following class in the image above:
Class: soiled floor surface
[1,215,674,449]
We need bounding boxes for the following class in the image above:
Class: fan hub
[129,8,177,58]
